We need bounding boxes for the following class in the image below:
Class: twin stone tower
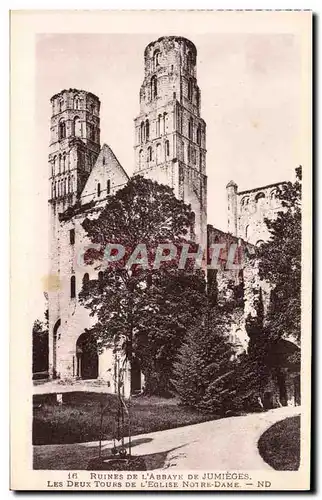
[48,36,208,392]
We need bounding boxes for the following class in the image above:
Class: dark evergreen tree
[172,308,236,411]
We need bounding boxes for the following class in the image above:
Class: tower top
[226,180,238,189]
[144,36,197,56]
[50,89,101,118]
[50,88,100,104]
[139,35,200,116]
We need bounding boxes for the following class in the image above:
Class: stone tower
[49,89,101,209]
[134,36,207,248]
[48,89,101,378]
[226,180,238,236]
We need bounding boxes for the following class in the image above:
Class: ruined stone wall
[226,180,286,245]
[207,224,273,358]
[237,183,286,245]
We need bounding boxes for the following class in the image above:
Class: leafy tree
[79,176,206,395]
[257,166,302,344]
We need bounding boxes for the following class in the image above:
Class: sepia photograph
[10,9,312,491]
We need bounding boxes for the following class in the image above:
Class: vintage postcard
[10,10,312,491]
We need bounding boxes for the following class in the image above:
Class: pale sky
[34,32,302,318]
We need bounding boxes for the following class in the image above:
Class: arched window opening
[187,144,191,163]
[188,118,193,141]
[270,189,281,202]
[187,51,193,72]
[62,154,66,173]
[74,117,82,137]
[76,332,98,379]
[139,149,144,168]
[151,76,158,99]
[97,183,101,197]
[255,192,265,202]
[145,120,150,141]
[52,319,61,378]
[156,143,162,165]
[163,112,167,134]
[199,151,202,171]
[83,273,89,291]
[59,121,66,140]
[197,125,201,146]
[147,146,153,162]
[67,176,71,194]
[196,88,200,109]
[58,154,62,174]
[69,228,75,245]
[71,276,76,299]
[140,122,145,143]
[241,196,250,208]
[53,156,57,176]
[107,179,111,194]
[154,50,161,70]
[255,192,266,211]
[165,140,170,157]
[270,189,281,207]
[74,97,82,110]
[58,99,64,113]
[157,114,162,136]
[188,79,193,101]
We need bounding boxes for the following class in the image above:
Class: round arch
[53,319,61,379]
[76,333,98,380]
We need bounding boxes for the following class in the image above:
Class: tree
[257,166,302,344]
[172,308,274,414]
[171,307,236,412]
[79,176,206,395]
[32,319,48,375]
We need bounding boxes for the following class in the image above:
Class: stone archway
[52,319,61,379]
[76,333,98,380]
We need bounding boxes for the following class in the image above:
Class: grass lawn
[258,416,300,471]
[33,391,215,446]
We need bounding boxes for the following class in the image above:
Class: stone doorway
[76,333,98,379]
[52,319,61,379]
